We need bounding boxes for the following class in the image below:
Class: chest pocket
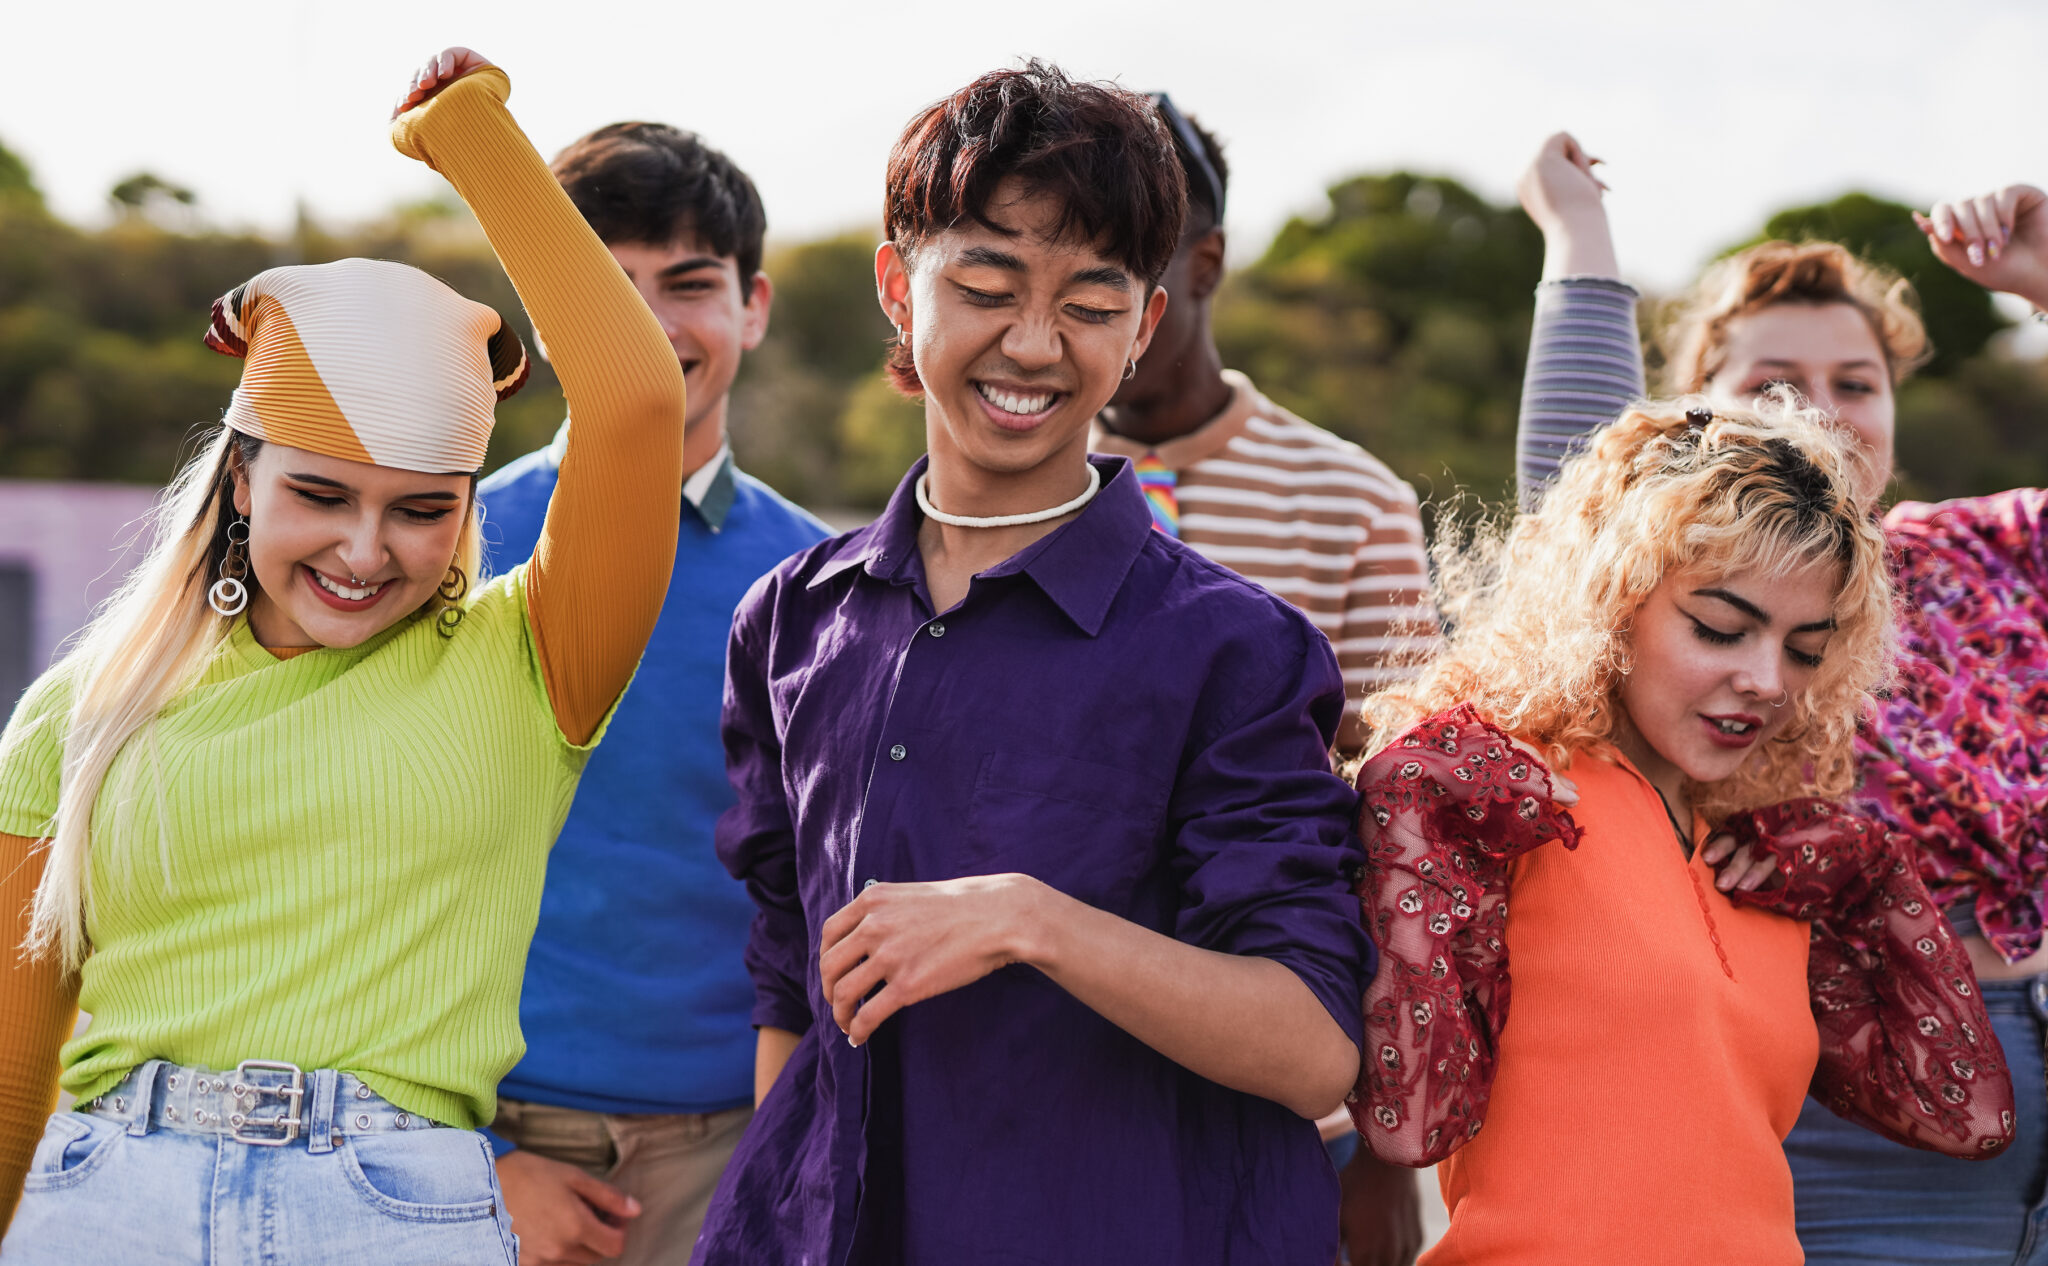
[962,751,1170,910]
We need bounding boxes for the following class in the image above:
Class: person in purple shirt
[692,62,1373,1266]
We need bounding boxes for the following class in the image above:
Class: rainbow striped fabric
[1134,452,1180,537]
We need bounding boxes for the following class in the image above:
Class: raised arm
[1726,800,2016,1158]
[1349,705,1581,1166]
[0,833,79,1233]
[1514,133,1643,508]
[391,52,685,744]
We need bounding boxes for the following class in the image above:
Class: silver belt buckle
[227,1060,305,1146]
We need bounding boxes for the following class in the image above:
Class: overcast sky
[6,0,2043,292]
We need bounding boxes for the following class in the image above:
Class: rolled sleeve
[714,575,814,1036]
[1169,619,1371,1050]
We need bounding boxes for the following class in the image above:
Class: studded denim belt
[83,1058,449,1148]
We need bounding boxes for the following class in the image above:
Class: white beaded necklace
[915,463,1102,529]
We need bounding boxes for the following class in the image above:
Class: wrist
[1003,874,1073,974]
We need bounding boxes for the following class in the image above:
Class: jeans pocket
[21,1112,124,1192]
[340,1130,501,1223]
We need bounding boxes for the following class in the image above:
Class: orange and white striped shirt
[1093,370,1438,741]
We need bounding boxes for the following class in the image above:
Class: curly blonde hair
[1359,396,1895,823]
[1662,240,1931,393]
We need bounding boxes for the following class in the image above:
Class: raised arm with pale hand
[1917,184,2048,311]
[1513,132,1643,505]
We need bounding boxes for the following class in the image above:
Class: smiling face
[877,178,1167,510]
[230,443,472,648]
[1706,302,1895,501]
[1615,559,1843,800]
[609,235,771,444]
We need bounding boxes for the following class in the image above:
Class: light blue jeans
[0,1060,518,1265]
[1790,976,2048,1265]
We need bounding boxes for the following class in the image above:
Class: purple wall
[0,480,161,696]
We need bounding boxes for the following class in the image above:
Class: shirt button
[863,878,879,890]
[928,621,946,638]
[889,744,907,761]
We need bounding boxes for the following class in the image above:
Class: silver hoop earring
[208,516,251,617]
[892,323,907,343]
[1122,359,1137,381]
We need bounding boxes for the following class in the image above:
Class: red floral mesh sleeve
[1727,799,2016,1158]
[1347,704,1582,1166]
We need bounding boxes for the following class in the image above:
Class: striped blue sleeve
[1516,277,1645,509]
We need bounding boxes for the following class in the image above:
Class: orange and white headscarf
[204,258,528,474]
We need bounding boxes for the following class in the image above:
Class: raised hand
[392,46,494,120]
[1915,184,2048,310]
[1517,131,1619,280]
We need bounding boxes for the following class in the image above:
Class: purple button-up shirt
[697,456,1371,1266]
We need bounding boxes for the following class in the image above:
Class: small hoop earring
[1771,690,1790,709]
[207,516,251,617]
[892,323,907,343]
[435,563,469,638]
[1122,359,1137,381]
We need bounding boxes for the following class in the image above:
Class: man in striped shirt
[1092,98,1438,754]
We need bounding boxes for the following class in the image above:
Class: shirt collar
[549,421,736,531]
[806,454,1153,638]
[1090,368,1264,470]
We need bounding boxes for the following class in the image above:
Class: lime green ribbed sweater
[0,579,591,1129]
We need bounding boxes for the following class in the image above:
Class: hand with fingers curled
[1915,184,2048,311]
[1517,130,1619,280]
[818,873,1048,1048]
[1714,798,1890,919]
[392,46,495,120]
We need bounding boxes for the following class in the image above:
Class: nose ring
[1771,690,1789,709]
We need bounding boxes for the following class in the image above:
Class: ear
[1126,285,1172,365]
[1187,228,1227,303]
[875,241,913,330]
[740,272,774,351]
[229,447,254,517]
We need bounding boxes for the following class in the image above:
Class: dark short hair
[1172,112,1228,233]
[550,123,767,289]
[881,62,1186,394]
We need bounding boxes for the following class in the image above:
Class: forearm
[1516,274,1643,507]
[754,1027,800,1108]
[392,70,685,743]
[1025,883,1357,1119]
[0,835,79,1233]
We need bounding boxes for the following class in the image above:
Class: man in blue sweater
[478,122,829,1266]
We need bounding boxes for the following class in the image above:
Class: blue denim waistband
[83,1059,448,1153]
[1977,975,2048,1024]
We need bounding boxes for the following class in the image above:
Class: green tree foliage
[1215,174,1543,504]
[724,232,899,507]
[4,134,2042,512]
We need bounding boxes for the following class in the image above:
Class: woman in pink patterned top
[1517,140,2048,1262]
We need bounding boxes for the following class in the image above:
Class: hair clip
[1684,406,1714,429]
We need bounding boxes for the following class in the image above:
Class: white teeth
[976,383,1055,416]
[1713,718,1754,734]
[312,571,382,601]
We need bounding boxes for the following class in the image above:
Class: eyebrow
[958,245,1027,273]
[955,246,1132,292]
[285,472,461,502]
[1691,587,1836,634]
[656,256,724,280]
[1753,358,1884,373]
